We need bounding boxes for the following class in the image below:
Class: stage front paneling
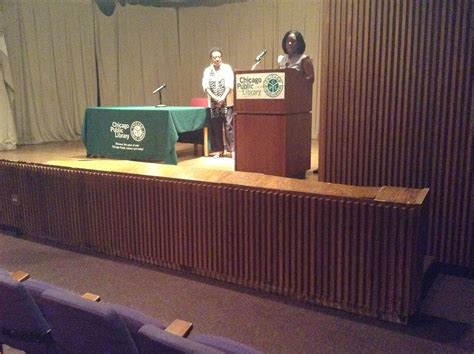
[0,159,429,324]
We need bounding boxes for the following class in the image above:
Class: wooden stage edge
[0,140,430,324]
[0,140,423,202]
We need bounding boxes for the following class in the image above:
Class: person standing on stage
[278,30,317,173]
[202,47,234,158]
[278,30,315,83]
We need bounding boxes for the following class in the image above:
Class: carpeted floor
[0,231,473,353]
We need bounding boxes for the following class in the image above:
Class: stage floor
[0,140,319,181]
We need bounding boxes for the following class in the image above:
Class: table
[82,106,208,164]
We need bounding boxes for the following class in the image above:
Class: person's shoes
[212,152,223,158]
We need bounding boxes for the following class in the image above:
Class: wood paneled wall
[319,0,473,267]
[0,160,428,323]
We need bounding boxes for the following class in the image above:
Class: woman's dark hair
[209,47,223,57]
[281,30,306,54]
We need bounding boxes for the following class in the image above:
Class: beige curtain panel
[1,0,322,148]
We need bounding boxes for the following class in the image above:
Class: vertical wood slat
[319,0,473,267]
[0,160,427,324]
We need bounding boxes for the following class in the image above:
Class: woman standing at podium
[278,30,315,83]
[202,47,234,158]
[278,30,317,174]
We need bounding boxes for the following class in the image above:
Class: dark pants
[210,107,234,153]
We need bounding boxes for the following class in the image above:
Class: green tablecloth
[82,106,208,164]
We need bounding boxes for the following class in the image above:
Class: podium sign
[234,69,312,178]
[236,72,286,100]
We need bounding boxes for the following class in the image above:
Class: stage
[0,139,319,181]
[0,139,429,324]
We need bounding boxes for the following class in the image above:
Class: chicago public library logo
[263,74,283,98]
[130,121,146,142]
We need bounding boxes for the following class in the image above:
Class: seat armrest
[165,319,193,338]
[11,270,30,282]
[81,292,101,302]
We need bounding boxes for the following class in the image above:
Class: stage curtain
[94,3,179,106]
[2,0,96,145]
[0,46,16,151]
[2,0,322,145]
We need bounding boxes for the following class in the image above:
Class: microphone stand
[159,91,163,105]
[251,59,262,71]
[153,84,167,107]
[155,91,166,107]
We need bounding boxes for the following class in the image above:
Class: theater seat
[110,303,167,344]
[0,275,56,353]
[137,324,261,354]
[193,334,262,354]
[23,278,72,303]
[4,271,84,317]
[137,324,221,353]
[40,289,139,354]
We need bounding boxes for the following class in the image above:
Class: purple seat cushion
[40,289,138,354]
[192,334,262,354]
[23,279,69,303]
[137,324,222,353]
[111,303,166,342]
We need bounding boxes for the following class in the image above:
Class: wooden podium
[234,69,313,178]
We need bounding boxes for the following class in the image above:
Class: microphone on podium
[152,84,167,94]
[255,49,267,62]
